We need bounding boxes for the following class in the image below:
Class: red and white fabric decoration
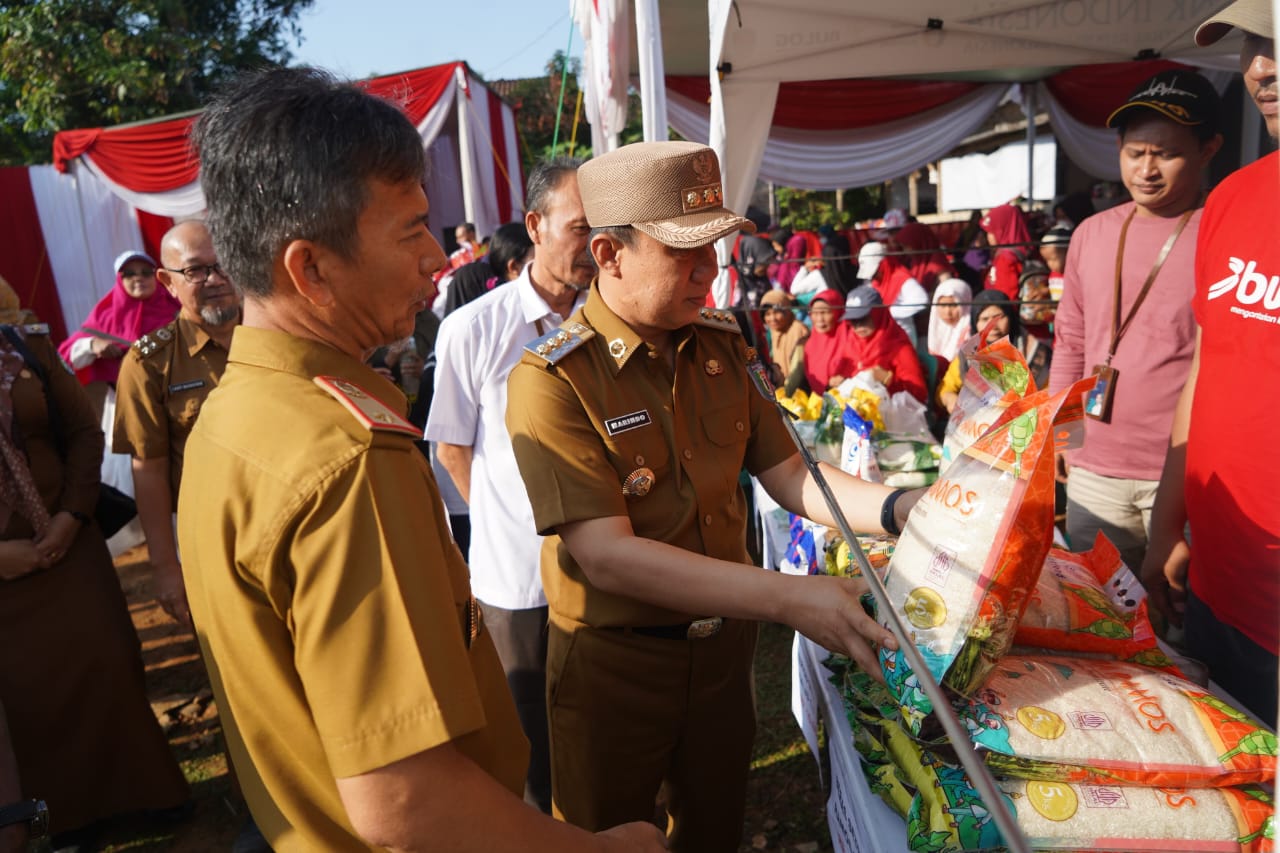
[0,62,523,343]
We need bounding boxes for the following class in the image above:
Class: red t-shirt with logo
[1187,150,1280,654]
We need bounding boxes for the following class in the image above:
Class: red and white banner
[0,62,524,342]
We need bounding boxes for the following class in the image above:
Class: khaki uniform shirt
[178,327,527,851]
[506,284,795,628]
[113,314,230,498]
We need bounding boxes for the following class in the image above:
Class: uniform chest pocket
[602,421,671,482]
[701,405,750,449]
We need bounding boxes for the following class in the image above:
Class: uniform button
[735,421,744,432]
[704,514,712,526]
[683,449,693,460]
[634,455,645,466]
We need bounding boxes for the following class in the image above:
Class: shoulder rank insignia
[313,375,421,437]
[20,323,49,336]
[694,307,742,334]
[523,322,595,365]
[133,323,176,358]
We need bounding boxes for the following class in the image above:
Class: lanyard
[1107,207,1194,365]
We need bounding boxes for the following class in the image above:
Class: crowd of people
[0,1,1274,851]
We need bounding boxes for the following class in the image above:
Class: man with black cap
[506,140,920,851]
[1143,0,1279,725]
[1048,68,1223,577]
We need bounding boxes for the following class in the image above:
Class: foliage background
[0,0,313,165]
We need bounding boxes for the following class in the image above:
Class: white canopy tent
[572,0,1250,304]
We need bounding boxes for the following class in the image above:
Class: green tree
[498,50,646,172]
[0,0,313,165]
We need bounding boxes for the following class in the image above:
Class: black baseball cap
[1105,69,1220,131]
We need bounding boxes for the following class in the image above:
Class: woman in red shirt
[980,204,1031,299]
[842,285,928,403]
[801,289,852,392]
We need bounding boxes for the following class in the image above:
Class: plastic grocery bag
[839,405,882,482]
[957,654,1278,789]
[878,377,1096,734]
[941,336,1034,473]
[1015,533,1181,674]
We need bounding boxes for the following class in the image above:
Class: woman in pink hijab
[57,250,180,387]
[979,204,1031,300]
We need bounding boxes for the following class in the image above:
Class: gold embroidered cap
[577,141,755,249]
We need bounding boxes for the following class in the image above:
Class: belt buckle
[686,617,723,640]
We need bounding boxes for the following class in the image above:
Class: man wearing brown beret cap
[506,141,921,850]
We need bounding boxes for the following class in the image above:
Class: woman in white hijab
[926,276,972,367]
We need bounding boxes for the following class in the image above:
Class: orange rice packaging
[879,377,1095,734]
[956,654,1278,789]
[1015,533,1182,674]
[941,335,1034,472]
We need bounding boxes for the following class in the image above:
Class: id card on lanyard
[1084,207,1194,423]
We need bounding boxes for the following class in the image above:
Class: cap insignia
[691,150,717,182]
[682,183,723,213]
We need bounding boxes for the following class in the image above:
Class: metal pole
[772,408,1033,853]
[1025,85,1036,207]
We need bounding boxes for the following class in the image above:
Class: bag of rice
[941,336,1034,473]
[1015,533,1181,673]
[827,659,1276,853]
[878,377,1096,734]
[876,437,941,472]
[956,654,1278,788]
[910,769,1274,852]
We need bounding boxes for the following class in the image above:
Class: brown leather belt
[610,616,724,641]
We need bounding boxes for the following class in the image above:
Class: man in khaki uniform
[506,141,920,852]
[178,67,666,853]
[114,220,240,626]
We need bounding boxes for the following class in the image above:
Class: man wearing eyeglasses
[114,220,241,628]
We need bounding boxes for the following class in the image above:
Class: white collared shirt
[424,266,588,609]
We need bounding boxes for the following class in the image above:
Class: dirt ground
[84,547,832,852]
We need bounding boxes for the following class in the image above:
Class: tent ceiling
[636,0,1240,81]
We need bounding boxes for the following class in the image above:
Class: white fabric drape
[416,75,459,148]
[455,74,503,239]
[634,0,669,143]
[78,157,206,217]
[572,0,629,153]
[425,134,467,247]
[500,103,523,216]
[1038,83,1122,181]
[679,83,1013,193]
[28,163,144,332]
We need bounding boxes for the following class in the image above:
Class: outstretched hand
[785,574,897,677]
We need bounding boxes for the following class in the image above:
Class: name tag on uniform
[604,409,651,436]
[169,379,207,393]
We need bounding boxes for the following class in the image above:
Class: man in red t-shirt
[1143,0,1279,725]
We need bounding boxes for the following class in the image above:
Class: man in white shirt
[425,158,594,813]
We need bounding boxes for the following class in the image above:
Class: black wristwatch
[0,798,48,838]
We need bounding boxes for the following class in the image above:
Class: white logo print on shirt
[1207,257,1280,310]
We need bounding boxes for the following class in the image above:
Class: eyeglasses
[163,263,227,284]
